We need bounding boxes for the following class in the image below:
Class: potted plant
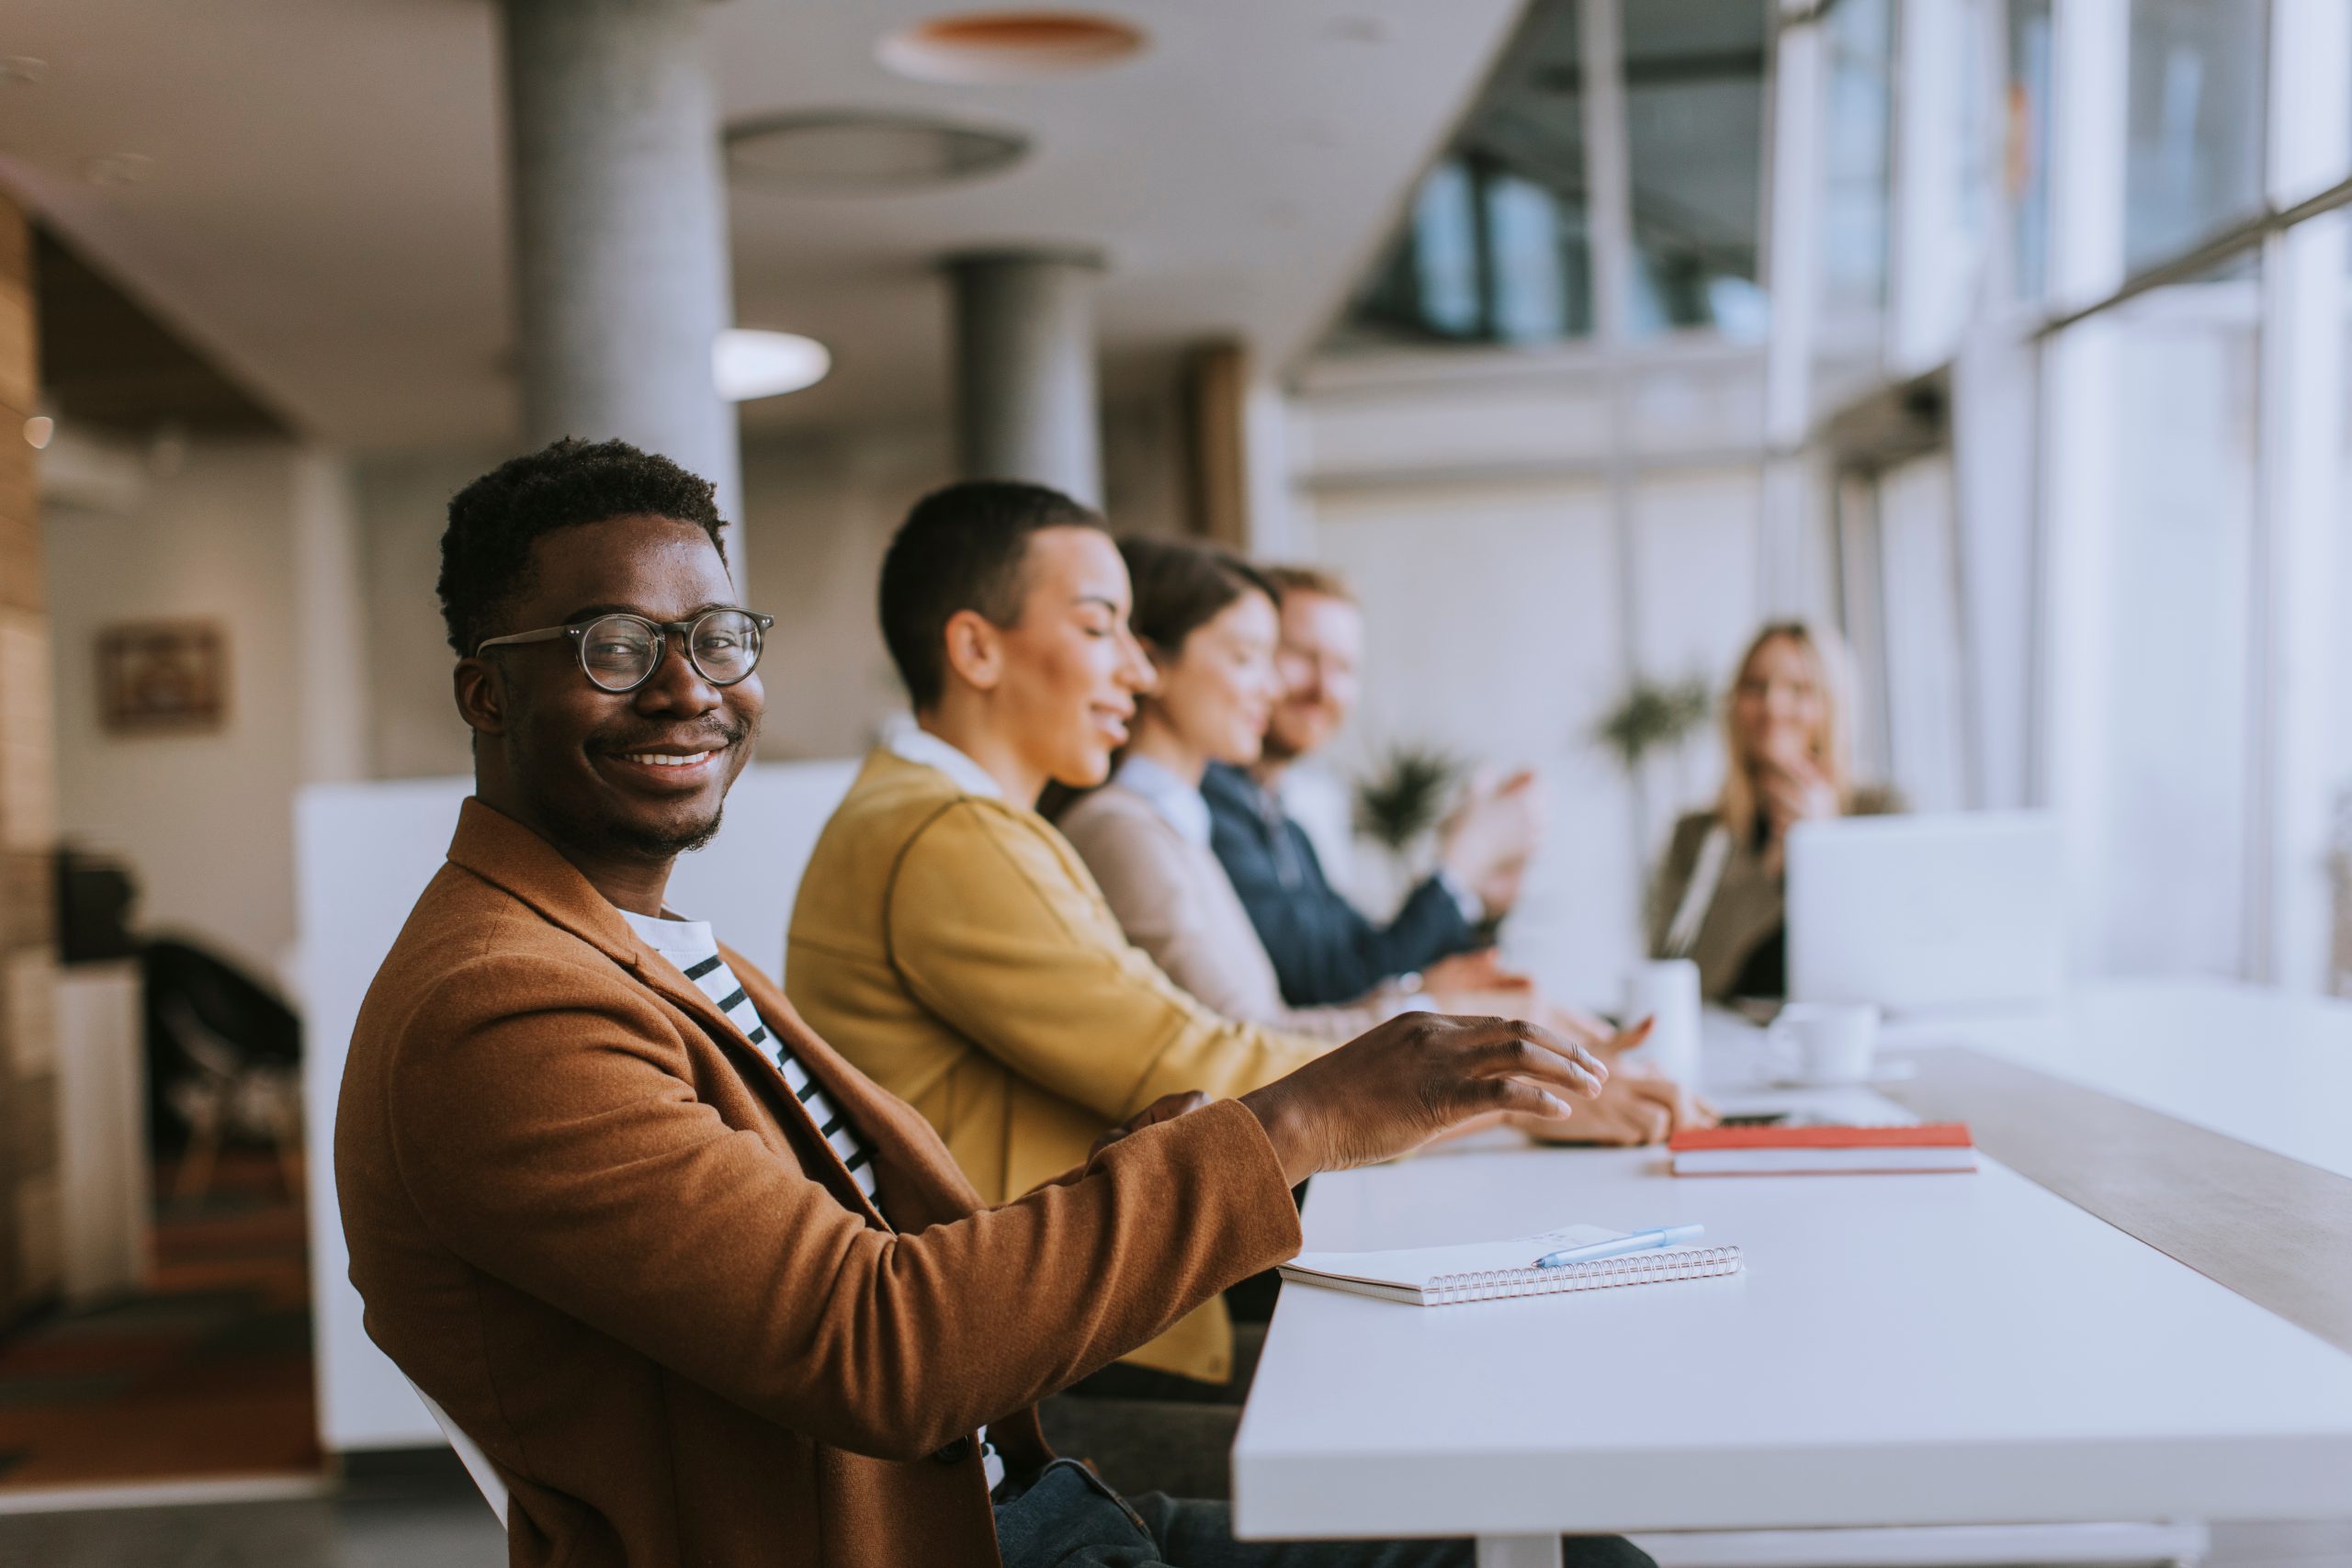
[1592,674,1713,865]
[1351,744,1464,912]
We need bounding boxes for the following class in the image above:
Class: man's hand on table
[1423,987,1653,1063]
[1240,1013,1610,1187]
[1510,1066,1717,1146]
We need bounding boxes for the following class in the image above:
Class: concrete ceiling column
[943,250,1104,508]
[500,0,743,554]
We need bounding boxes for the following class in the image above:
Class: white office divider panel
[297,760,858,1450]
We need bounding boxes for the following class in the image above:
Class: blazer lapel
[730,962,986,1231]
[444,797,895,1226]
[632,944,895,1228]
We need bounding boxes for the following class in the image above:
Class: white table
[1881,977,2352,1179]
[1230,983,2352,1566]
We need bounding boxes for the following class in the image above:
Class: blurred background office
[0,0,2346,1550]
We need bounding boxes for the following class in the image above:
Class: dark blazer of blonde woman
[1647,786,1902,1002]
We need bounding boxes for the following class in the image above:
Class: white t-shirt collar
[886,724,1006,801]
[616,908,718,969]
[1112,753,1213,847]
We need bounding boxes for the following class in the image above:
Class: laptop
[1785,812,2064,1013]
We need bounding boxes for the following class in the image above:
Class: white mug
[1623,958,1702,1088]
[1769,1001,1881,1086]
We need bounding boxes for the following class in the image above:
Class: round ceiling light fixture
[876,11,1148,85]
[713,329,831,402]
[727,111,1028,193]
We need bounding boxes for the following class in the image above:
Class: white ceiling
[0,0,1523,451]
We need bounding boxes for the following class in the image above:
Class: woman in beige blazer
[1650,620,1899,1001]
[1058,540,1394,1040]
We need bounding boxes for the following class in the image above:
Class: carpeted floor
[0,1152,322,1490]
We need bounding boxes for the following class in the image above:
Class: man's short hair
[877,479,1107,710]
[438,437,727,656]
[1261,563,1358,606]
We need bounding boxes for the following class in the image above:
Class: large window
[1334,0,1767,350]
[1340,2,1593,347]
[2056,255,2263,976]
[1623,0,1768,337]
[1815,0,1894,403]
[2007,0,2054,302]
[2123,0,2268,270]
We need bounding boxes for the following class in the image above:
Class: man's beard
[1261,702,1330,765]
[608,803,725,860]
[1258,728,1304,766]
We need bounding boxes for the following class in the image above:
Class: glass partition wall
[1307,0,2352,993]
[1792,0,2352,988]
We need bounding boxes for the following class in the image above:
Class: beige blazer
[1058,781,1387,1043]
[1647,788,1902,1000]
[786,750,1328,1383]
[337,798,1301,1568]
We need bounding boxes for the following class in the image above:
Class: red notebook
[1670,1122,1977,1176]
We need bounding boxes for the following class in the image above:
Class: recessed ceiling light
[877,11,1148,85]
[728,112,1027,192]
[22,415,53,450]
[713,330,831,402]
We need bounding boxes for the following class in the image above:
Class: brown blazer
[335,799,1303,1568]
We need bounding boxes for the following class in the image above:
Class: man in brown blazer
[335,438,1645,1568]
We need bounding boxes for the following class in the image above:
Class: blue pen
[1533,1224,1704,1269]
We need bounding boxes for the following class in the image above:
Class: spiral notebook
[1278,1224,1744,1307]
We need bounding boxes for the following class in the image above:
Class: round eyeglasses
[474,608,775,694]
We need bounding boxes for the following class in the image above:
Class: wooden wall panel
[0,189,60,1322]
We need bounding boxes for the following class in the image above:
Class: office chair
[140,937,304,1201]
[407,1378,509,1529]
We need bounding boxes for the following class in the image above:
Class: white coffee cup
[1769,1001,1881,1086]
[1623,958,1702,1088]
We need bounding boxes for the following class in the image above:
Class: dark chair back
[140,938,301,1149]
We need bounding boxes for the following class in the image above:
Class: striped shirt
[619,910,879,1203]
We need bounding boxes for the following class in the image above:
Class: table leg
[1476,1536,1563,1568]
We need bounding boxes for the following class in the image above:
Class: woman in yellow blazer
[1649,620,1899,1001]
[786,489,1338,1393]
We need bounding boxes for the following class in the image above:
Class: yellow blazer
[787,749,1327,1382]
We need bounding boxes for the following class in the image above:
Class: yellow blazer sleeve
[884,799,1329,1120]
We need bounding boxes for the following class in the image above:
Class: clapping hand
[1438,768,1547,918]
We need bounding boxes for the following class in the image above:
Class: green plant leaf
[1352,744,1464,852]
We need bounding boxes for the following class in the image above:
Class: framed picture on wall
[98,619,228,735]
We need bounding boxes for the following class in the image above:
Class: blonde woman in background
[1649,621,1900,1002]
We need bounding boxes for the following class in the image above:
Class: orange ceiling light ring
[877,10,1148,85]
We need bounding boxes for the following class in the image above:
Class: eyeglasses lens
[688,610,762,685]
[581,617,662,691]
